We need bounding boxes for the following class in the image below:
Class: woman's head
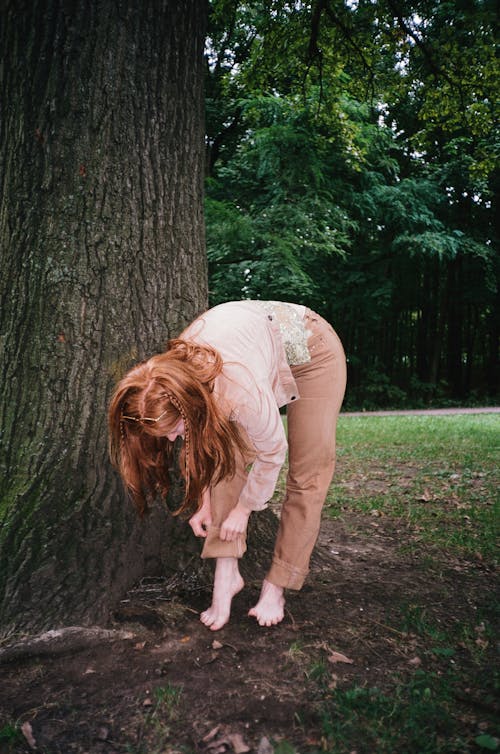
[108,339,248,516]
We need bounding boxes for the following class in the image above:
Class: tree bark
[0,0,208,633]
[446,256,463,398]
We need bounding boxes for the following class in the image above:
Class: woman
[108,300,346,631]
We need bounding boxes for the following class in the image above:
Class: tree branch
[386,0,470,129]
[324,3,376,101]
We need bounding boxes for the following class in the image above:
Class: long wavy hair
[108,339,250,517]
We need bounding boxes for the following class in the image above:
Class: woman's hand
[220,503,251,542]
[189,489,212,537]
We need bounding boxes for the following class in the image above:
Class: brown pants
[201,310,347,590]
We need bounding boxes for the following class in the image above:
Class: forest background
[204,0,499,410]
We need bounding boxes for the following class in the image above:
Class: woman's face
[166,418,185,442]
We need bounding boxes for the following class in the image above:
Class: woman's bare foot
[248,579,285,626]
[200,557,244,631]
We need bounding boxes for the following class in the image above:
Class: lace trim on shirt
[255,301,311,366]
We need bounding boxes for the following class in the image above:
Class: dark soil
[1,509,498,754]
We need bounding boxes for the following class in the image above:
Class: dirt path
[342,406,500,417]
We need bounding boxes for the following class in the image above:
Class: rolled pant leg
[266,313,346,590]
[201,443,256,560]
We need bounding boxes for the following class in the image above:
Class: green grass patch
[128,683,184,754]
[326,414,499,560]
[308,670,494,754]
[0,722,23,746]
[396,598,499,667]
[279,649,499,754]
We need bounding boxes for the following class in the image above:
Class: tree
[205,0,498,406]
[0,0,208,634]
[206,94,355,305]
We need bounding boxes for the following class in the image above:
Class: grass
[272,667,499,753]
[278,609,499,754]
[127,683,184,754]
[273,413,500,754]
[278,658,499,754]
[0,722,23,746]
[311,670,482,754]
[326,414,499,560]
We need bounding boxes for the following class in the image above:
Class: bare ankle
[200,558,244,631]
[248,579,285,627]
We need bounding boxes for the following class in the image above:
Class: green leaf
[475,734,499,751]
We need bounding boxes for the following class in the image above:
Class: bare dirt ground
[1,509,497,754]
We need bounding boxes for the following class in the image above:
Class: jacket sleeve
[234,385,288,511]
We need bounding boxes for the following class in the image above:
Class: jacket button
[290,395,296,400]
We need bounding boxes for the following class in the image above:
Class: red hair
[108,339,249,516]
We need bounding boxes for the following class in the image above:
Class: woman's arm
[236,388,288,511]
[218,395,286,540]
[189,487,212,537]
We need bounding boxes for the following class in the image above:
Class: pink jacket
[181,301,306,511]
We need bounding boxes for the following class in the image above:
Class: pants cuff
[267,557,309,590]
[201,526,247,559]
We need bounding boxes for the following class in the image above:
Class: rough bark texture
[0,0,208,634]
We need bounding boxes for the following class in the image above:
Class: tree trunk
[446,257,463,398]
[0,0,208,634]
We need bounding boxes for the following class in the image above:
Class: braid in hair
[165,392,191,501]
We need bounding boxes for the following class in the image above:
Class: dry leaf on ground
[227,732,251,753]
[257,737,274,754]
[202,725,222,743]
[328,651,354,664]
[21,722,37,750]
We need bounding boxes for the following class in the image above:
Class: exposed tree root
[0,626,136,664]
